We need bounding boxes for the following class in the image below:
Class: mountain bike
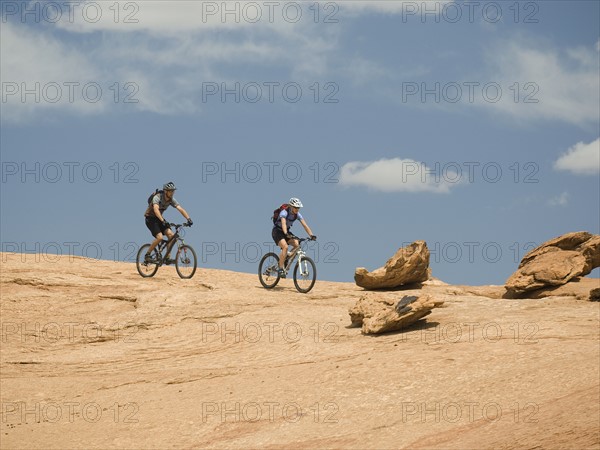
[258,236,317,293]
[136,223,197,279]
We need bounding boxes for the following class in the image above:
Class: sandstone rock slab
[354,241,430,290]
[349,293,444,335]
[505,232,600,296]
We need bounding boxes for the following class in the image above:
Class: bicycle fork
[296,251,310,277]
[178,244,192,265]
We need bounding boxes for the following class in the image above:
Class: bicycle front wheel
[258,252,281,289]
[175,244,197,279]
[293,256,316,293]
[136,244,160,278]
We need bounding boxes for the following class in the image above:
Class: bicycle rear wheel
[136,244,160,278]
[293,256,316,293]
[175,244,197,279]
[258,252,281,289]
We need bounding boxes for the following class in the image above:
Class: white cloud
[52,1,342,78]
[55,1,272,33]
[0,22,105,123]
[1,6,338,122]
[1,1,455,123]
[340,57,392,86]
[48,1,452,34]
[554,138,600,175]
[13,2,596,128]
[547,192,569,207]
[339,158,458,193]
[480,39,599,127]
[341,1,452,14]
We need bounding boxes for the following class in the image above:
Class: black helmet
[163,181,177,191]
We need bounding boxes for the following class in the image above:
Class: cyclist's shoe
[165,257,176,265]
[278,268,286,279]
[144,253,154,264]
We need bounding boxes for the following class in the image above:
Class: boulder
[525,277,600,301]
[349,293,444,335]
[505,232,600,296]
[354,241,430,289]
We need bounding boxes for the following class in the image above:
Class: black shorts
[145,216,169,237]
[272,227,295,244]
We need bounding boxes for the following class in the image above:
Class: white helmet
[289,197,303,208]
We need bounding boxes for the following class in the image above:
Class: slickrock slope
[1,253,598,449]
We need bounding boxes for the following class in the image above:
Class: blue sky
[1,0,599,285]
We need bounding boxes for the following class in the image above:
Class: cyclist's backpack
[147,189,164,205]
[272,203,289,225]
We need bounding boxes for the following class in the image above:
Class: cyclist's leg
[277,239,288,268]
[288,238,299,252]
[148,233,163,253]
[275,239,290,278]
[164,229,177,263]
[146,217,167,254]
[272,227,289,269]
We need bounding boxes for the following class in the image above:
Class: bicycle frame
[283,239,309,273]
[156,226,185,264]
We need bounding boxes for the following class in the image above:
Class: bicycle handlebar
[169,223,190,229]
[288,235,316,243]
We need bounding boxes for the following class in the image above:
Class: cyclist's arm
[176,205,190,221]
[153,204,167,223]
[299,219,313,237]
[281,217,288,235]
